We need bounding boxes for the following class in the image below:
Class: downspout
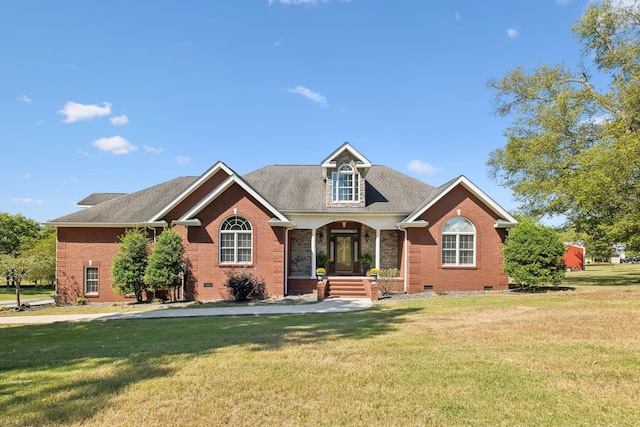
[311,228,318,279]
[285,227,289,295]
[402,228,408,293]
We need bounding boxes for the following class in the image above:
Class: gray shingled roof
[77,193,128,207]
[49,177,197,224]
[50,164,440,225]
[243,165,437,213]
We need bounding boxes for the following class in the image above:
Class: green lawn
[0,284,54,301]
[1,283,639,426]
[564,262,640,286]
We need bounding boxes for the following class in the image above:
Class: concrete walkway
[0,298,373,325]
[0,297,55,307]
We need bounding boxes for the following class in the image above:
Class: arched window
[220,216,252,264]
[332,164,360,202]
[442,217,475,266]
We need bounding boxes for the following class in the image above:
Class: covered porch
[286,220,404,295]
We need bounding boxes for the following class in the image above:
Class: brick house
[47,143,517,303]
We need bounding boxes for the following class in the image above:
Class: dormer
[322,142,371,208]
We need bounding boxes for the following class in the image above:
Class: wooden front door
[335,235,354,272]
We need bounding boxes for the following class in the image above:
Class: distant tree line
[0,212,56,307]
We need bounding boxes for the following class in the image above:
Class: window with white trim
[332,164,360,202]
[85,266,99,294]
[220,216,252,264]
[442,217,475,266]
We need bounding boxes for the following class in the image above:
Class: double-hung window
[442,217,475,266]
[220,216,252,264]
[332,164,360,202]
[84,266,99,294]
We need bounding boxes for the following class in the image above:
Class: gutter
[43,221,169,228]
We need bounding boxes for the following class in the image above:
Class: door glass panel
[335,236,353,272]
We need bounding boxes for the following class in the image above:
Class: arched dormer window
[220,216,252,264]
[442,217,475,266]
[332,164,360,202]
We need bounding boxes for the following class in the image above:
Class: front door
[335,235,353,272]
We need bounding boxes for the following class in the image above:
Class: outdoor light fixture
[364,231,369,242]
[318,231,324,242]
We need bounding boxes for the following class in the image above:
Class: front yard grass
[1,284,639,426]
[0,284,54,301]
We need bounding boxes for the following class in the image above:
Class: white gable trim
[321,142,372,169]
[148,161,235,222]
[403,176,518,225]
[178,174,289,223]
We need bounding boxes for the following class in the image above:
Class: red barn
[564,244,586,271]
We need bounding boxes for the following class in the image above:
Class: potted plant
[316,252,328,268]
[360,253,373,275]
[315,267,326,280]
[368,267,379,280]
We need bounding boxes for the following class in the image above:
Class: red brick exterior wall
[55,180,510,302]
[404,185,509,293]
[56,227,132,304]
[178,183,286,301]
[55,181,287,304]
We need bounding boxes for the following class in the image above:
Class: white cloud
[144,145,164,154]
[407,159,443,175]
[507,27,519,38]
[35,119,45,126]
[176,156,191,165]
[17,95,32,103]
[110,115,129,126]
[455,12,460,20]
[287,85,328,107]
[24,173,31,179]
[58,101,112,123]
[12,198,43,204]
[92,136,137,155]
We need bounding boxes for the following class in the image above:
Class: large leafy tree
[0,212,41,258]
[23,226,56,286]
[0,254,38,308]
[502,220,567,290]
[488,1,640,246]
[144,227,185,301]
[110,228,149,303]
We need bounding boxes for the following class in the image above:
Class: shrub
[503,220,566,291]
[377,268,399,295]
[74,297,88,306]
[224,269,266,302]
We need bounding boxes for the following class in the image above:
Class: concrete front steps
[327,277,369,298]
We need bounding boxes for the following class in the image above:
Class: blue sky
[2,0,591,224]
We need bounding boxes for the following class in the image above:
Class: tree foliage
[110,228,149,303]
[502,221,567,290]
[22,226,56,285]
[488,1,640,245]
[0,254,38,307]
[144,227,185,301]
[0,212,41,256]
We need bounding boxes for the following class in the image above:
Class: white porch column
[375,229,381,269]
[311,228,318,278]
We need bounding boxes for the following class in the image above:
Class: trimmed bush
[377,268,399,295]
[224,269,265,302]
